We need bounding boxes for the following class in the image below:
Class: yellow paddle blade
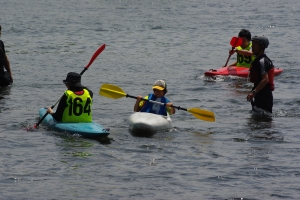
[187,108,215,122]
[99,84,127,99]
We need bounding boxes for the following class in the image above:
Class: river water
[1,0,300,199]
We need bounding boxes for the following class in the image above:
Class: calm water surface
[1,0,300,199]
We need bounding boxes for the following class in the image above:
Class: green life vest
[62,89,92,122]
[236,43,254,68]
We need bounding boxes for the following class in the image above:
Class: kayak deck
[128,112,172,137]
[204,66,283,78]
[39,108,110,138]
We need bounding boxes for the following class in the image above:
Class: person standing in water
[247,36,275,113]
[0,25,13,86]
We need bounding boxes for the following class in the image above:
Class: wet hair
[238,29,251,41]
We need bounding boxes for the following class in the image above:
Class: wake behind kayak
[204,66,283,78]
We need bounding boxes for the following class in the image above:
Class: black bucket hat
[63,72,83,87]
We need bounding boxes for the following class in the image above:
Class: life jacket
[62,89,92,122]
[236,43,255,68]
[140,94,169,116]
[250,54,275,91]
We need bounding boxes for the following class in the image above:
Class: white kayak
[128,112,172,137]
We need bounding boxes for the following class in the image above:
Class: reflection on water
[246,116,284,141]
[248,113,274,131]
[273,108,300,119]
[193,131,214,145]
[0,86,11,114]
[129,129,159,138]
[0,85,11,100]
[202,75,248,82]
[48,130,112,145]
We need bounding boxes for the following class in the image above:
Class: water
[1,0,300,199]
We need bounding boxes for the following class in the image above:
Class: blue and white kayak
[39,108,110,138]
[128,112,172,137]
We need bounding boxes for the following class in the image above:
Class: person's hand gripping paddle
[223,37,243,67]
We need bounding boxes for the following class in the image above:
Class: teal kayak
[39,108,110,138]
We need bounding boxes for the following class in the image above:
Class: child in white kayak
[134,80,175,116]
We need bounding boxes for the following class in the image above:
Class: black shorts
[253,89,273,113]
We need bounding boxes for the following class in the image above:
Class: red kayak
[204,66,283,78]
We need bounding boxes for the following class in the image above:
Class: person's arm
[4,54,13,82]
[134,96,143,112]
[235,49,253,57]
[254,58,270,93]
[166,102,175,115]
[84,87,93,98]
[47,94,68,121]
[0,41,13,82]
[247,73,268,102]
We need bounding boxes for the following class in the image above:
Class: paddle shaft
[126,94,187,111]
[34,44,105,128]
[224,47,234,67]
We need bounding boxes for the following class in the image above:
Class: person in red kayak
[134,80,175,116]
[0,25,13,86]
[47,72,93,122]
[226,29,254,68]
[247,36,274,113]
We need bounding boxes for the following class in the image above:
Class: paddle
[99,84,215,122]
[33,44,106,129]
[223,37,243,67]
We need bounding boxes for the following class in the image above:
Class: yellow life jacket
[62,89,92,122]
[236,43,254,68]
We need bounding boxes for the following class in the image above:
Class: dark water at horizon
[1,0,300,199]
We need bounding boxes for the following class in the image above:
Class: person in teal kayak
[134,80,175,116]
[0,25,13,86]
[47,72,93,122]
[226,29,254,68]
[247,36,274,113]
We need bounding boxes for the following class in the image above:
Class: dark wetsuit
[250,54,274,113]
[0,40,12,86]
